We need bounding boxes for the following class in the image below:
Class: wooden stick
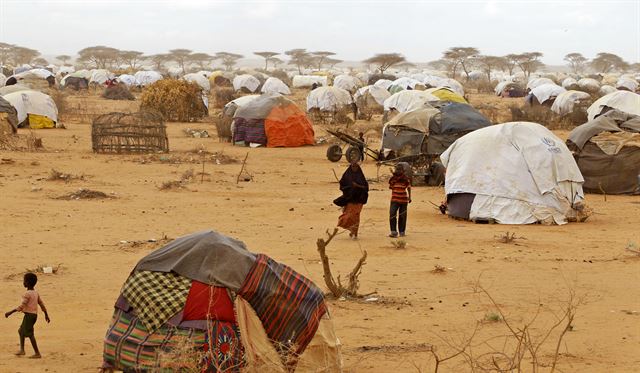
[201,152,205,183]
[236,152,249,184]
[331,169,340,183]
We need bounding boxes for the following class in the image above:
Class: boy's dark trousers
[389,201,408,233]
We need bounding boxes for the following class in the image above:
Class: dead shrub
[140,79,207,122]
[510,104,577,130]
[102,84,135,100]
[48,169,85,182]
[214,115,233,142]
[56,189,111,200]
[213,87,236,109]
[49,89,68,118]
[0,131,44,151]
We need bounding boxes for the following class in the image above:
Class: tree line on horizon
[0,42,638,81]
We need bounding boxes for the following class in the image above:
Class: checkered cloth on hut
[121,270,192,332]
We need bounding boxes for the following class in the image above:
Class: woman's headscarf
[338,162,369,205]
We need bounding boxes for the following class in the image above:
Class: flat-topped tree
[311,51,335,71]
[214,52,243,71]
[503,54,520,76]
[325,57,343,69]
[363,53,406,74]
[513,52,544,78]
[591,52,628,73]
[169,49,192,73]
[254,51,279,70]
[476,56,507,81]
[564,53,588,74]
[188,53,214,70]
[78,46,120,69]
[119,50,145,70]
[56,55,72,66]
[149,54,170,71]
[32,57,49,67]
[11,46,41,66]
[442,47,480,80]
[285,48,310,74]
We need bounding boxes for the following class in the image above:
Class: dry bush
[140,79,207,122]
[214,115,233,142]
[158,168,195,190]
[474,103,499,124]
[102,84,135,100]
[465,79,496,94]
[0,131,44,151]
[510,104,578,130]
[212,87,236,109]
[494,231,525,244]
[49,89,68,118]
[48,168,85,182]
[56,189,110,200]
[391,240,407,249]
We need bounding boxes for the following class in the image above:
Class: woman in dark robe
[335,161,369,238]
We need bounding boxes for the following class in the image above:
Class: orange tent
[233,94,315,147]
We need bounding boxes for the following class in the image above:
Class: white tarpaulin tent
[134,71,163,86]
[333,74,362,93]
[117,74,138,87]
[526,77,555,90]
[388,77,422,92]
[577,78,600,92]
[562,77,578,89]
[373,79,393,90]
[530,83,566,104]
[90,69,114,85]
[292,75,327,88]
[14,68,54,80]
[233,74,260,92]
[0,84,31,96]
[599,85,616,95]
[3,90,58,124]
[306,86,352,111]
[616,77,638,92]
[586,91,640,120]
[354,85,391,106]
[550,90,591,116]
[383,90,439,112]
[437,78,465,96]
[184,73,211,92]
[0,73,6,87]
[441,122,585,225]
[261,77,291,95]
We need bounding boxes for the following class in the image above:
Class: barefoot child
[389,163,412,238]
[5,272,50,358]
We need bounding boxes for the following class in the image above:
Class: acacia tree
[32,57,49,66]
[475,55,506,81]
[513,52,544,78]
[188,53,214,70]
[119,50,145,70]
[363,53,406,74]
[591,52,628,73]
[270,57,284,69]
[311,51,336,70]
[564,53,588,74]
[56,54,72,65]
[503,54,520,76]
[214,52,243,71]
[285,48,311,74]
[0,42,13,66]
[254,51,279,70]
[148,54,170,71]
[78,46,120,69]
[169,49,192,73]
[442,47,480,80]
[325,57,343,69]
[11,46,41,66]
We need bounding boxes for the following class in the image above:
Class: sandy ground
[0,89,639,373]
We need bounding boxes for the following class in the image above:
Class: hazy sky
[0,0,638,65]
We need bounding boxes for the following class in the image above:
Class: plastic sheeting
[233,74,260,92]
[333,74,362,93]
[3,90,58,124]
[373,79,393,90]
[306,86,352,111]
[292,75,327,88]
[117,74,138,87]
[184,73,211,92]
[577,78,600,92]
[354,85,391,107]
[261,77,291,95]
[90,69,114,85]
[383,90,439,112]
[526,77,555,90]
[134,71,163,86]
[587,91,640,121]
[616,77,639,92]
[530,83,566,104]
[551,90,592,116]
[441,122,585,225]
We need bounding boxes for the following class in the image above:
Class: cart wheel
[326,144,343,162]
[345,146,362,163]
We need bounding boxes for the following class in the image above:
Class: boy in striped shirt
[389,163,412,237]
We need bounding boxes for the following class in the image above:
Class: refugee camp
[0,1,638,372]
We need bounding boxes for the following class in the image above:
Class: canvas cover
[383,90,439,112]
[90,69,114,85]
[567,110,640,194]
[234,94,314,147]
[3,90,58,125]
[599,85,616,95]
[530,83,566,104]
[306,86,352,111]
[551,90,592,116]
[562,77,579,89]
[587,91,640,120]
[438,78,465,96]
[0,84,30,96]
[333,74,362,93]
[388,77,422,93]
[354,85,391,107]
[233,74,261,92]
[0,96,18,133]
[441,122,585,225]
[425,87,467,103]
[261,77,291,95]
[0,73,6,87]
[526,77,555,90]
[292,75,327,88]
[117,74,137,86]
[426,102,492,155]
[616,77,638,92]
[577,78,600,91]
[184,73,211,92]
[134,70,163,86]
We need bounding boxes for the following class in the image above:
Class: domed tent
[495,81,526,98]
[233,94,315,147]
[0,96,18,134]
[209,71,234,87]
[102,230,340,372]
[425,87,467,104]
[184,73,211,92]
[616,77,639,92]
[587,91,640,121]
[388,77,423,94]
[527,83,566,106]
[577,78,600,93]
[562,77,580,90]
[354,85,391,119]
[292,75,327,88]
[261,77,291,95]
[90,69,114,85]
[383,90,439,114]
[437,78,465,96]
[306,86,353,119]
[233,74,261,93]
[373,78,393,90]
[117,74,138,87]
[551,90,592,116]
[441,122,586,225]
[134,71,163,87]
[2,90,58,128]
[333,74,362,93]
[526,77,555,91]
[567,110,640,194]
[0,84,30,96]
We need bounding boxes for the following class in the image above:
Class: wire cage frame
[92,111,169,154]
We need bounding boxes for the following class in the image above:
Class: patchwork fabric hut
[103,230,340,372]
[2,90,58,128]
[233,94,315,147]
